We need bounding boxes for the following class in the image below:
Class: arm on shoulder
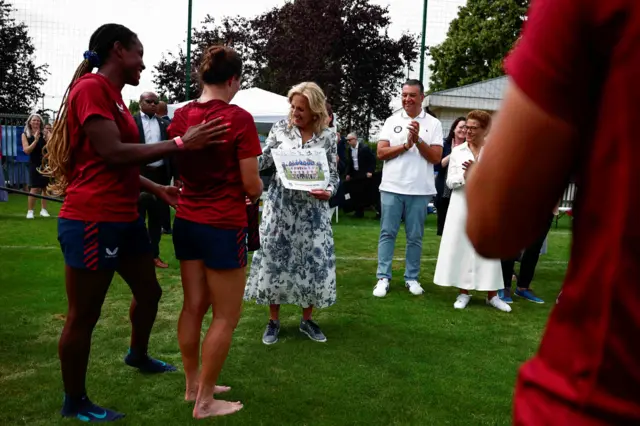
[84,116,178,166]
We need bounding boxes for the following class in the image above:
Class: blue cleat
[124,348,177,374]
[61,395,124,423]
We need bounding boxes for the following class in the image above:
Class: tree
[250,0,417,136]
[0,0,49,114]
[153,16,255,103]
[428,0,529,92]
[128,100,140,115]
[154,1,417,136]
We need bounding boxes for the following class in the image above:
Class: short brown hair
[199,45,242,85]
[466,110,492,130]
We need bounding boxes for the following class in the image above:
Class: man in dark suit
[155,100,173,235]
[345,132,376,217]
[134,91,177,268]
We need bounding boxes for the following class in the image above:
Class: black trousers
[139,166,169,258]
[435,195,450,236]
[502,214,554,289]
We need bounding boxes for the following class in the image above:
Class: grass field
[0,196,572,425]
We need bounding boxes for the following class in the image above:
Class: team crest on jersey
[115,102,125,112]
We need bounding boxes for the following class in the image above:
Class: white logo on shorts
[106,247,119,258]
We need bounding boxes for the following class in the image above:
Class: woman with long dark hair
[434,117,466,236]
[168,45,263,418]
[42,23,229,422]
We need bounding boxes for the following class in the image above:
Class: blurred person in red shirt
[465,0,640,424]
[168,45,263,419]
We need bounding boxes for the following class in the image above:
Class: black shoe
[299,319,327,343]
[262,320,280,345]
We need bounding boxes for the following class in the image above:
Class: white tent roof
[167,87,290,125]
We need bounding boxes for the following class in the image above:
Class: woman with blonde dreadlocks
[44,23,230,423]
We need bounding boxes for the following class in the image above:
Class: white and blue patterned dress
[245,120,338,308]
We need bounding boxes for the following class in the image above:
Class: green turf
[0,196,571,425]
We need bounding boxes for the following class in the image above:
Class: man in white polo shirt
[373,79,443,297]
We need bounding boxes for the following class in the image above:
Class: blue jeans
[376,191,429,281]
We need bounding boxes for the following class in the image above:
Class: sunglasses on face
[144,99,159,105]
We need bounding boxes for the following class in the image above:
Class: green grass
[0,196,572,425]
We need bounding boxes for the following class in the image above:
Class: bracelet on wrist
[403,143,409,151]
[174,136,185,149]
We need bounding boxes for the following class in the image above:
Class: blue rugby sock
[61,394,124,423]
[124,348,177,373]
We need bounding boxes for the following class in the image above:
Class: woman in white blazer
[434,110,511,312]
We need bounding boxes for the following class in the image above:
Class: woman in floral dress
[245,82,338,345]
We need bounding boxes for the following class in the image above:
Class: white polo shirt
[378,110,443,196]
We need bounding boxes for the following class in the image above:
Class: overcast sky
[12,0,466,111]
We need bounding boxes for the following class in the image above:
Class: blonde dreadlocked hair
[42,24,137,196]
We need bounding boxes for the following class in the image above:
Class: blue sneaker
[124,348,177,373]
[498,289,513,304]
[61,395,124,423]
[515,288,545,304]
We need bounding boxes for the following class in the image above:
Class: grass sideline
[0,196,571,425]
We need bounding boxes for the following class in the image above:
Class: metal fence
[0,113,31,188]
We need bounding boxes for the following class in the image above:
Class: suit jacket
[133,113,178,181]
[345,143,376,178]
[337,135,347,176]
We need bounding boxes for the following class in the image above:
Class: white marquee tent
[167,87,290,133]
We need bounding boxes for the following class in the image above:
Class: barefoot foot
[193,399,243,418]
[185,386,232,401]
[214,385,232,395]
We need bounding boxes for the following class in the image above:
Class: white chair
[330,207,339,223]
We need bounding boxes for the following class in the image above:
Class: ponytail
[41,23,137,196]
[41,60,93,195]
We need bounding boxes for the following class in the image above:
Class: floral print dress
[245,119,338,308]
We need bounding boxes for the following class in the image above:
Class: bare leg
[193,267,246,419]
[487,291,498,299]
[178,260,230,401]
[59,266,114,398]
[117,252,176,373]
[28,188,38,211]
[117,252,162,355]
[40,188,48,210]
[460,289,470,295]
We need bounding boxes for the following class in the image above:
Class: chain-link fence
[1,113,32,188]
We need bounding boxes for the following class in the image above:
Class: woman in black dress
[21,113,50,218]
[434,117,466,235]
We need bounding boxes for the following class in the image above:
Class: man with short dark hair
[345,132,376,217]
[134,91,176,268]
[373,80,443,297]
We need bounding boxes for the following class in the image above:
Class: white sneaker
[40,209,50,217]
[405,280,424,295]
[26,210,34,219]
[454,293,471,309]
[373,278,389,297]
[487,295,512,312]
